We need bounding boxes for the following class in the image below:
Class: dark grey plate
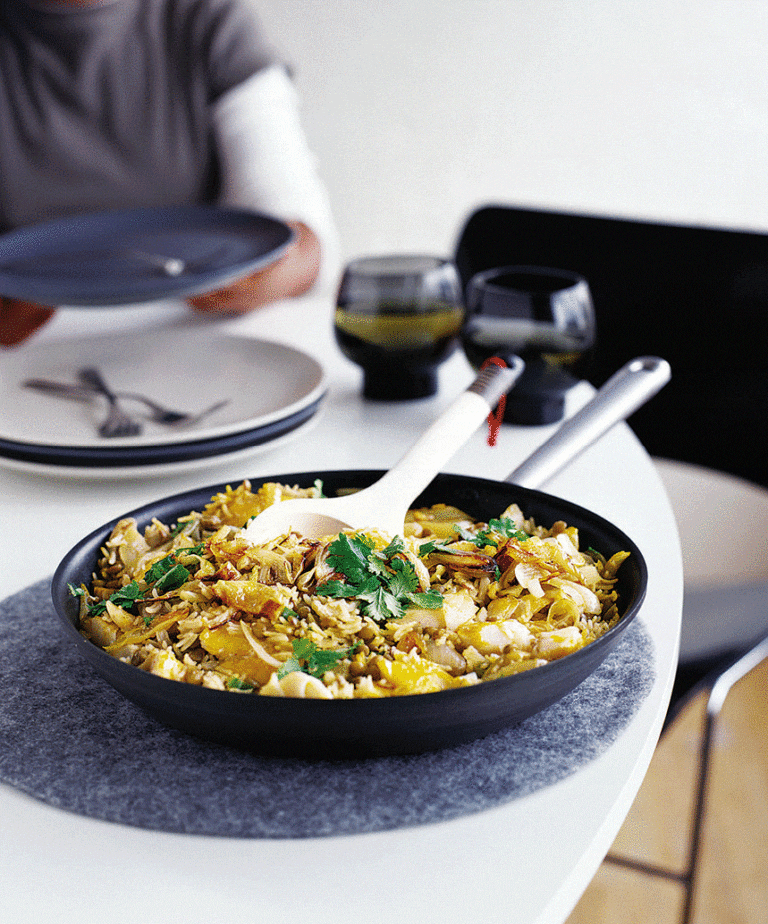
[51,471,647,758]
[0,205,293,306]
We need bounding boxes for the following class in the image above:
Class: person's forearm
[187,220,322,315]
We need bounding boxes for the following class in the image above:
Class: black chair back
[455,205,768,488]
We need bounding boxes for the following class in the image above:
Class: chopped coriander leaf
[316,578,369,598]
[317,531,443,622]
[278,638,360,679]
[408,590,443,609]
[382,535,406,557]
[277,658,302,678]
[143,550,200,594]
[177,543,205,557]
[71,549,196,621]
[227,677,255,691]
[366,554,392,581]
[280,605,300,620]
[458,517,531,549]
[154,562,191,593]
[306,643,359,676]
[170,518,199,538]
[358,585,402,623]
[418,539,452,556]
[143,554,179,584]
[325,533,375,586]
[385,556,419,598]
[104,581,144,610]
[291,637,316,661]
[79,580,144,618]
[489,517,530,541]
[144,551,199,590]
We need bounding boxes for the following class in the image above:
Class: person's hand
[187,221,321,315]
[0,297,55,347]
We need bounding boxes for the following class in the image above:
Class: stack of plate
[0,331,326,478]
[0,206,327,477]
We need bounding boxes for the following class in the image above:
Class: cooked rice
[70,480,629,698]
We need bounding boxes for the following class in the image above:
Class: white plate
[0,330,326,451]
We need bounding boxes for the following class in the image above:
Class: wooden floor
[566,658,768,924]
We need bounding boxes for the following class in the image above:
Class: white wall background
[254,0,768,262]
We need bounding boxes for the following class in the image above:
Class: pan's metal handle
[505,356,671,489]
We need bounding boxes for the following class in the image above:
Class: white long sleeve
[212,64,341,294]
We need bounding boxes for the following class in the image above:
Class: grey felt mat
[0,579,655,838]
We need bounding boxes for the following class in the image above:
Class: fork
[118,393,229,426]
[76,371,228,426]
[77,368,144,438]
[23,377,230,428]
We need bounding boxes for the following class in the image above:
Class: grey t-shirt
[0,0,280,232]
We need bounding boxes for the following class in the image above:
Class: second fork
[77,368,143,438]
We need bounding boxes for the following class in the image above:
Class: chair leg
[603,705,716,917]
[678,702,716,924]
[604,633,768,924]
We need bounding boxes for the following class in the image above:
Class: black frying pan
[51,470,646,758]
[51,358,669,757]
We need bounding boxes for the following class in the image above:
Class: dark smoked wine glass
[461,265,596,424]
[334,255,464,400]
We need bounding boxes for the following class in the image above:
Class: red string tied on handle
[480,356,508,446]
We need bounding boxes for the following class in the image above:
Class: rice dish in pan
[69,480,629,699]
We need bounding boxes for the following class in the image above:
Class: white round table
[0,294,682,924]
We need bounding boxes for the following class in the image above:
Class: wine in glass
[334,255,464,400]
[461,266,596,424]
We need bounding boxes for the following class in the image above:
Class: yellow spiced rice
[70,480,629,699]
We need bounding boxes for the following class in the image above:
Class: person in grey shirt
[0,0,338,346]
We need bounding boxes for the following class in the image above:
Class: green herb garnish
[81,580,145,618]
[143,552,195,593]
[418,539,452,556]
[179,543,205,557]
[143,554,180,584]
[69,549,199,618]
[460,517,531,549]
[317,532,443,622]
[227,677,255,691]
[277,637,360,679]
[154,562,191,593]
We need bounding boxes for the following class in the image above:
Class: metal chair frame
[605,632,768,924]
